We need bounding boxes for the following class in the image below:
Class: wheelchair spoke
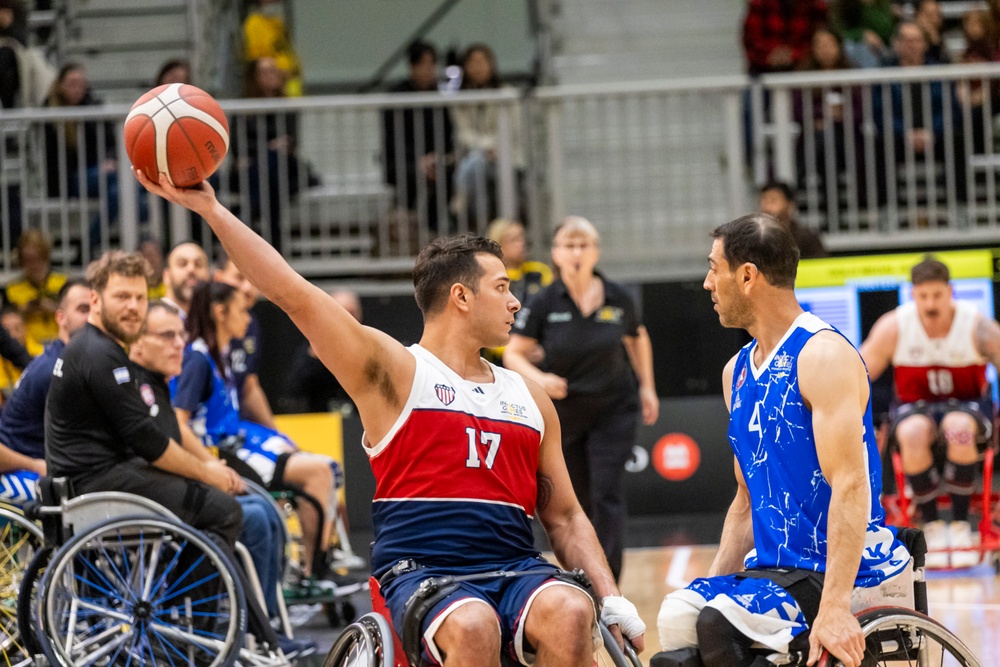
[75,598,133,624]
[70,629,128,667]
[142,533,166,600]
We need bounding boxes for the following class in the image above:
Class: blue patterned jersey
[729,313,908,586]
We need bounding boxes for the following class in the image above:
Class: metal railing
[4,65,1000,284]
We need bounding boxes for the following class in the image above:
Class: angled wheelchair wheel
[36,515,246,667]
[0,505,43,667]
[15,545,52,660]
[820,607,981,667]
[322,612,395,667]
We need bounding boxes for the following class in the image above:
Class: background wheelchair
[0,502,44,667]
[649,527,982,667]
[12,477,286,667]
[321,569,642,667]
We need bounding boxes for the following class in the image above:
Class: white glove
[601,595,646,641]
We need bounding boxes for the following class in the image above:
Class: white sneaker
[948,521,980,569]
[923,520,949,569]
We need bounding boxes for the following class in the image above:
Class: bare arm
[173,408,217,463]
[151,439,242,495]
[799,332,869,667]
[0,442,45,476]
[973,313,1000,369]
[622,325,658,425]
[135,172,415,443]
[240,374,276,429]
[858,311,898,381]
[503,334,567,399]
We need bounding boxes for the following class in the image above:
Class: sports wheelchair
[0,502,44,667]
[12,477,290,667]
[322,568,642,667]
[650,527,982,667]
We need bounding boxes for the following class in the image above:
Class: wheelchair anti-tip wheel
[322,612,395,667]
[0,505,43,667]
[36,515,247,667]
[820,606,981,667]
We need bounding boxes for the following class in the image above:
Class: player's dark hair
[142,299,182,335]
[412,235,503,318]
[407,40,437,66]
[57,277,89,309]
[760,180,795,203]
[911,256,950,285]
[711,214,799,289]
[186,281,238,374]
[86,251,150,294]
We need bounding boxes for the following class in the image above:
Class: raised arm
[858,311,898,381]
[973,313,1000,370]
[799,332,869,667]
[135,172,415,442]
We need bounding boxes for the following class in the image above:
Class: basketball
[124,83,229,188]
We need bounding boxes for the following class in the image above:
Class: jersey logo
[140,383,155,407]
[113,367,130,385]
[547,311,572,323]
[595,306,624,323]
[472,386,485,394]
[434,383,456,406]
[736,365,747,391]
[773,352,793,371]
[500,400,528,420]
[52,358,63,378]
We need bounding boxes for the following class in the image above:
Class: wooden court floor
[616,545,1000,665]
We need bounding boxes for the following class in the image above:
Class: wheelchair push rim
[0,505,44,666]
[36,514,246,667]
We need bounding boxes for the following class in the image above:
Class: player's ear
[450,282,471,311]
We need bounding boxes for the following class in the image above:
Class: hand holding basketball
[124,83,229,188]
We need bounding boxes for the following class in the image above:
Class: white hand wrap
[600,595,646,640]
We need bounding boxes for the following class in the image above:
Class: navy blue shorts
[381,556,580,666]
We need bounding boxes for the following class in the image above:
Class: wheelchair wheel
[821,606,981,667]
[0,506,43,667]
[15,545,52,660]
[322,612,395,667]
[36,515,246,667]
[598,622,643,667]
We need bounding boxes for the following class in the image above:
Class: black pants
[74,458,279,647]
[555,392,639,581]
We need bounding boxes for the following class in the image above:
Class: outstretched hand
[133,168,217,218]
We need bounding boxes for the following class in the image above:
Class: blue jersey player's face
[705,238,752,330]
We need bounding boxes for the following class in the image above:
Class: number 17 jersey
[366,345,546,577]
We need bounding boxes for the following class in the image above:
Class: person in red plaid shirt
[742,0,829,75]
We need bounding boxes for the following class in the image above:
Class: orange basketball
[124,83,229,188]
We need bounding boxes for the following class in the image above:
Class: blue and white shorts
[0,470,40,505]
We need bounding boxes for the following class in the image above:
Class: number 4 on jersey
[466,427,501,469]
[748,401,763,435]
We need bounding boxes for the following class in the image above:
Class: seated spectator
[5,230,67,355]
[243,0,302,97]
[759,181,828,258]
[139,237,167,300]
[229,57,318,252]
[956,27,1000,156]
[172,281,341,584]
[830,0,896,68]
[155,57,191,87]
[162,240,210,316]
[794,28,865,204]
[450,43,524,230]
[44,251,281,654]
[914,0,948,63]
[285,289,360,414]
[0,278,90,504]
[382,40,455,235]
[742,0,830,75]
[0,306,24,395]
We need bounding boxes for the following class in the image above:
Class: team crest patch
[736,366,747,391]
[140,383,156,407]
[113,367,130,385]
[773,352,794,371]
[435,383,456,406]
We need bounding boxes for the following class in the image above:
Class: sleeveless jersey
[892,301,988,403]
[729,313,908,586]
[174,339,241,444]
[367,345,545,576]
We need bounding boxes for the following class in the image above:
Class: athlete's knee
[530,585,594,645]
[895,415,936,450]
[696,607,754,667]
[437,601,501,651]
[941,412,979,449]
[657,596,699,651]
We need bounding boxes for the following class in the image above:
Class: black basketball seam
[155,91,219,181]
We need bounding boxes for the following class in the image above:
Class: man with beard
[44,250,285,656]
[860,257,1000,568]
[656,214,908,667]
[162,241,209,316]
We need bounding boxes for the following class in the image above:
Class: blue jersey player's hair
[185,280,239,374]
[412,234,503,317]
[711,213,799,289]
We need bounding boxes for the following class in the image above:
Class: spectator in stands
[759,181,828,258]
[956,36,1000,159]
[829,0,897,68]
[243,0,302,97]
[914,0,948,63]
[162,241,209,316]
[742,0,830,76]
[155,58,192,87]
[230,56,318,253]
[5,229,67,355]
[451,43,524,230]
[139,237,167,300]
[382,40,455,235]
[962,9,998,60]
[285,289,360,414]
[0,278,90,504]
[0,306,24,397]
[213,249,275,427]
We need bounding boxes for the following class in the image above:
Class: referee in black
[44,250,280,652]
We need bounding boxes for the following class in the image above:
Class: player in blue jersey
[655,214,909,667]
[136,169,646,667]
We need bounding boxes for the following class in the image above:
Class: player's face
[96,274,148,345]
[136,309,185,377]
[214,261,260,309]
[704,239,753,329]
[57,284,92,338]
[912,280,952,321]
[473,254,520,348]
[551,230,599,280]
[164,243,209,306]
[215,296,251,341]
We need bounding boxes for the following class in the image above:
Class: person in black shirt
[504,216,658,581]
[44,250,282,652]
